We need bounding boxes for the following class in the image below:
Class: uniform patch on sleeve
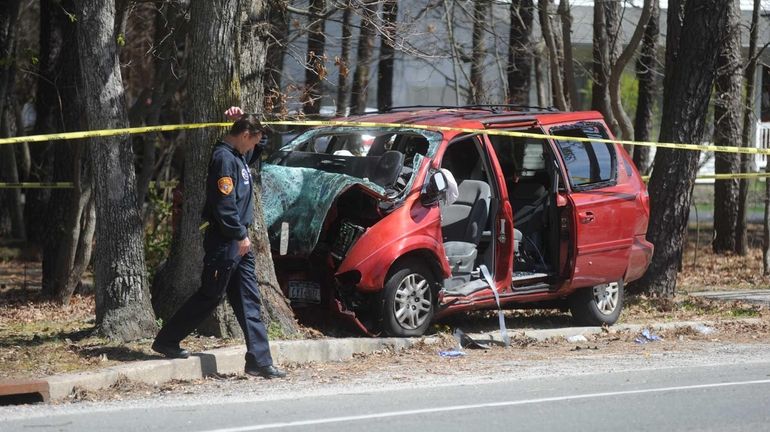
[217,177,234,195]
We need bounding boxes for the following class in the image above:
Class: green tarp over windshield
[260,164,386,256]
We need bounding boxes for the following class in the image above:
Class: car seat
[370,150,404,188]
[441,180,491,274]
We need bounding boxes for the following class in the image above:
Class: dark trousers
[156,232,274,368]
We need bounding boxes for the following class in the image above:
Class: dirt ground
[1,227,770,381]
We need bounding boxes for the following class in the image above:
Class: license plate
[288,280,321,303]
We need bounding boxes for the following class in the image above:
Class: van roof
[347,107,607,132]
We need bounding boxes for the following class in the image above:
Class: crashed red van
[262,106,652,336]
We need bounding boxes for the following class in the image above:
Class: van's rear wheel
[569,280,624,326]
[380,259,436,337]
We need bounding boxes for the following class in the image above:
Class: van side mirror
[422,171,448,207]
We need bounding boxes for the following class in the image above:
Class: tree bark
[633,0,659,175]
[591,0,619,130]
[745,0,762,259]
[75,0,157,341]
[507,0,534,106]
[377,0,397,111]
[302,0,325,115]
[264,0,288,114]
[636,0,729,297]
[538,0,567,110]
[468,0,488,105]
[712,0,743,254]
[533,41,548,107]
[608,0,653,141]
[336,1,353,116]
[350,0,377,115]
[234,0,300,336]
[152,0,242,335]
[557,0,577,109]
[32,0,95,304]
[0,0,24,240]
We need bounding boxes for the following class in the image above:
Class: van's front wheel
[380,259,436,337]
[569,280,624,326]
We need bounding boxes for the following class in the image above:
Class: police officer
[152,107,286,379]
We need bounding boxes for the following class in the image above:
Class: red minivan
[262,107,653,336]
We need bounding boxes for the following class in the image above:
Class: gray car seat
[441,180,492,274]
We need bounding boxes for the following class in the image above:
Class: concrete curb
[1,318,762,402]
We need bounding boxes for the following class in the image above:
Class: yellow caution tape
[0,118,765,156]
[0,123,230,145]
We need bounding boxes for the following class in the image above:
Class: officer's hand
[225,106,244,121]
[237,236,251,256]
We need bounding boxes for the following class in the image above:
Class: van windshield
[279,127,443,158]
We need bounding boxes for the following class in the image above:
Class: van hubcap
[393,274,432,330]
[593,282,619,315]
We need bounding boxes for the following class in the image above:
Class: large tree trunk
[557,0,577,109]
[712,0,743,254]
[636,0,729,297]
[376,0,397,111]
[302,0,325,115]
[507,0,534,106]
[468,0,488,105]
[237,0,300,336]
[264,0,288,114]
[745,0,762,260]
[75,0,157,341]
[151,0,268,339]
[0,0,24,240]
[350,0,377,115]
[632,0,659,175]
[538,0,567,110]
[608,0,653,141]
[591,0,619,130]
[336,1,353,116]
[33,0,95,304]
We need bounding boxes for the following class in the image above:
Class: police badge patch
[241,168,250,185]
[217,177,234,195]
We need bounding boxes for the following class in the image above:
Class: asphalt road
[3,360,770,432]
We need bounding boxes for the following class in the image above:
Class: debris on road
[635,328,663,344]
[566,335,588,343]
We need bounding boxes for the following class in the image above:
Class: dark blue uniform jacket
[204,141,261,240]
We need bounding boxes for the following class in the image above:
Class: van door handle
[579,211,595,224]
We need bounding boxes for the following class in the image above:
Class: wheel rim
[393,273,432,330]
[593,282,619,315]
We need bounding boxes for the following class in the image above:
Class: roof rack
[379,104,559,114]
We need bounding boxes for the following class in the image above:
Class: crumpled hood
[261,164,386,256]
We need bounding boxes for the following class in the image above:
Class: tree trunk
[235,0,300,336]
[350,0,377,115]
[33,0,95,304]
[534,41,548,107]
[636,0,729,297]
[302,0,325,115]
[712,0,743,254]
[608,0,653,141]
[75,0,157,341]
[468,0,488,105]
[745,0,762,259]
[151,0,259,339]
[507,0,534,106]
[265,0,288,114]
[633,0,659,175]
[0,0,24,240]
[591,0,619,130]
[336,1,353,116]
[538,0,567,110]
[557,0,577,109]
[377,0,397,111]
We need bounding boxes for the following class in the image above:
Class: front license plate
[288,280,321,303]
